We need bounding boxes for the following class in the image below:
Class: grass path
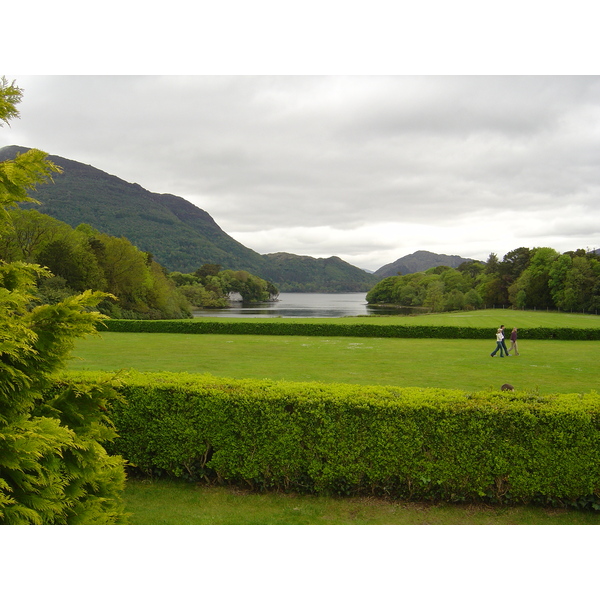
[71,332,600,394]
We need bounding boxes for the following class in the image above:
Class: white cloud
[3,75,600,271]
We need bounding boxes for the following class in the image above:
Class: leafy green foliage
[99,316,600,340]
[0,79,127,524]
[0,77,22,126]
[66,370,600,509]
[1,208,191,319]
[169,264,278,307]
[367,246,600,313]
[0,269,127,524]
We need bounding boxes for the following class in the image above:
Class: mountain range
[0,146,471,290]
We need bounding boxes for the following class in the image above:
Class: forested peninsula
[367,246,600,313]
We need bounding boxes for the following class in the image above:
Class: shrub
[64,371,600,509]
[100,318,600,340]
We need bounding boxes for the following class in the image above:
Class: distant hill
[261,252,376,292]
[0,146,376,292]
[373,250,471,279]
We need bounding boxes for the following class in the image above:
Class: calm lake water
[192,292,418,319]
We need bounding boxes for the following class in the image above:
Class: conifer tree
[0,77,126,524]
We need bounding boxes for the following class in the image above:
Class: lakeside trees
[367,246,600,313]
[0,209,280,315]
[0,208,191,319]
[169,264,279,307]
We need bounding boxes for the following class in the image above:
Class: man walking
[500,325,510,356]
[508,327,519,355]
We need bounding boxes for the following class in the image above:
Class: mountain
[0,146,376,292]
[260,252,376,292]
[373,250,472,279]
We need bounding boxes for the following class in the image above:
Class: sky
[4,3,600,273]
[5,74,600,272]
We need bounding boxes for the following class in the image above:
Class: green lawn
[71,310,600,524]
[123,478,600,525]
[71,332,600,394]
[193,308,600,329]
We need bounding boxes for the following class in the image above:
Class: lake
[192,292,421,318]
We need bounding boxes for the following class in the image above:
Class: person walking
[500,325,510,356]
[508,327,519,355]
[491,328,506,357]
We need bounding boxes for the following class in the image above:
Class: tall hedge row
[101,319,600,340]
[64,371,600,508]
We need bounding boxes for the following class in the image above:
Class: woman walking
[491,328,506,357]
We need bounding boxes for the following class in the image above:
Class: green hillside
[374,250,471,278]
[0,146,376,291]
[261,252,376,292]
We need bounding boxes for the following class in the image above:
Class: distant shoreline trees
[366,246,600,314]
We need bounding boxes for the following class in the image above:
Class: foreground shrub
[66,371,600,509]
[0,276,128,525]
[0,80,127,524]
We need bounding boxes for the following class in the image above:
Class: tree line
[0,208,279,319]
[366,246,600,313]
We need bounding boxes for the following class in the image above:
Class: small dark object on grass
[501,383,514,391]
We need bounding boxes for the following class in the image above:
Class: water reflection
[192,292,425,319]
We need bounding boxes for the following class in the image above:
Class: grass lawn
[193,308,600,329]
[71,332,600,394]
[69,310,600,525]
[123,478,600,525]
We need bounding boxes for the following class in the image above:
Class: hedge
[62,371,600,509]
[100,319,600,340]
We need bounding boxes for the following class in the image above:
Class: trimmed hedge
[63,371,600,508]
[100,319,600,340]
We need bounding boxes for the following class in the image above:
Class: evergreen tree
[0,77,126,524]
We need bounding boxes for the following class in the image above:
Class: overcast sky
[3,74,600,271]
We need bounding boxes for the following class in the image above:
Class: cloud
[4,75,600,270]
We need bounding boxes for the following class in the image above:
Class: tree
[424,279,445,312]
[0,77,126,524]
[194,263,221,281]
[464,288,483,309]
[0,209,72,261]
[517,247,558,309]
[485,252,500,275]
[457,260,485,280]
[500,247,532,281]
[550,254,600,312]
[366,276,399,304]
[548,253,573,310]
